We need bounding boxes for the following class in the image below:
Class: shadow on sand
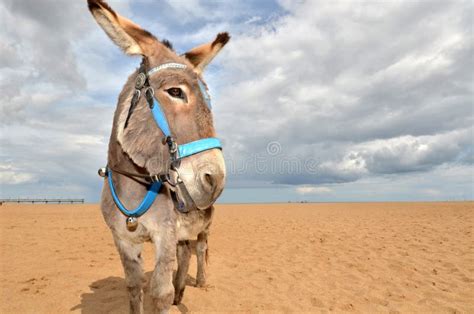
[71,271,194,313]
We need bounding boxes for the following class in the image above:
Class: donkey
[87,0,228,312]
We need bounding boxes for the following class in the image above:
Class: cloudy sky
[0,0,472,203]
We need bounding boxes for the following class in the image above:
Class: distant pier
[0,198,84,205]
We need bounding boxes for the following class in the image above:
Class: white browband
[147,63,187,77]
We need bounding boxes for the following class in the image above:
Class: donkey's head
[88,0,228,210]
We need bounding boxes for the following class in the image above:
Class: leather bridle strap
[107,165,168,185]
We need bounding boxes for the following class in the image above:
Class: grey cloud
[1,0,90,88]
[0,0,120,200]
[213,0,473,186]
[0,0,95,128]
[357,129,472,174]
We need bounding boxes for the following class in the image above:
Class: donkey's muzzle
[175,149,226,211]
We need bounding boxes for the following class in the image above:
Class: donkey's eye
[166,87,185,100]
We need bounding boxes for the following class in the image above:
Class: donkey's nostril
[200,172,218,196]
[202,173,217,192]
[195,158,226,206]
[204,173,213,187]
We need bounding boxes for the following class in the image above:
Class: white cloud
[347,128,471,174]
[0,164,37,185]
[296,186,333,195]
[420,188,441,196]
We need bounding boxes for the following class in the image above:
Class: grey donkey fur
[88,0,229,312]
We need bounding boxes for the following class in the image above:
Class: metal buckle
[149,173,167,183]
[145,86,154,98]
[132,89,141,102]
[145,87,155,108]
[150,174,160,183]
[166,167,182,187]
[163,136,178,154]
[170,142,178,154]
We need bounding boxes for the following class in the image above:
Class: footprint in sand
[310,297,324,307]
[20,277,49,294]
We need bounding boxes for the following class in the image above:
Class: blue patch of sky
[82,1,288,112]
[131,0,288,52]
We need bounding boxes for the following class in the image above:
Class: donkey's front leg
[113,236,145,314]
[196,231,209,287]
[173,240,191,305]
[150,225,177,313]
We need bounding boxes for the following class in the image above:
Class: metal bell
[126,216,138,231]
[98,167,107,178]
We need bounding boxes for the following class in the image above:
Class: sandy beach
[0,202,473,313]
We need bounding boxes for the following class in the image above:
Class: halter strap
[148,89,172,137]
[197,79,212,109]
[108,170,162,217]
[179,138,221,158]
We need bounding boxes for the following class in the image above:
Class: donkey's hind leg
[173,240,191,305]
[196,231,208,287]
[114,236,145,314]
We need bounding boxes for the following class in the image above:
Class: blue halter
[106,63,221,218]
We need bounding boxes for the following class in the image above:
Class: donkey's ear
[88,0,158,56]
[184,32,230,73]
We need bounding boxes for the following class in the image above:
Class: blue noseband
[106,62,222,218]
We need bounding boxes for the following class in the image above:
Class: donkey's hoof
[173,288,185,305]
[196,278,206,287]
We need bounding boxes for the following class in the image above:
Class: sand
[0,202,473,313]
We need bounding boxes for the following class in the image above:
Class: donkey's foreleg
[173,240,191,305]
[196,231,208,287]
[150,227,177,313]
[113,236,145,314]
